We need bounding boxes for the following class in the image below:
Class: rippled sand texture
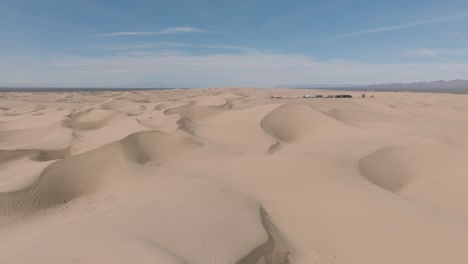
[1,88,468,263]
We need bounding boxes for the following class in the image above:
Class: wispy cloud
[407,49,468,57]
[94,27,210,37]
[95,42,258,52]
[197,44,257,52]
[334,13,468,40]
[34,51,468,87]
[448,32,468,38]
[95,42,191,50]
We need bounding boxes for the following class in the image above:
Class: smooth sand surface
[1,88,468,263]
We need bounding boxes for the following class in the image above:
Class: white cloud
[94,27,210,37]
[334,13,468,39]
[95,42,258,52]
[198,44,257,52]
[10,52,461,87]
[95,42,192,50]
[448,32,468,38]
[407,49,468,57]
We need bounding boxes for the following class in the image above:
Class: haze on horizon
[2,0,468,87]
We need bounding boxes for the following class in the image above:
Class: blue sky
[2,0,468,87]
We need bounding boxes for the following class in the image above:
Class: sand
[1,88,468,263]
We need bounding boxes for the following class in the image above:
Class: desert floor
[1,88,468,263]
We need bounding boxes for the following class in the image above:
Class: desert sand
[1,88,468,263]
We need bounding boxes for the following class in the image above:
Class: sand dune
[164,101,230,121]
[0,123,73,164]
[0,130,200,223]
[360,142,468,217]
[1,88,468,263]
[261,104,360,144]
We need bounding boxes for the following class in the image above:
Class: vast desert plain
[1,88,468,263]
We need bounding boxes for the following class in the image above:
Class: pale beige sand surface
[1,88,468,263]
